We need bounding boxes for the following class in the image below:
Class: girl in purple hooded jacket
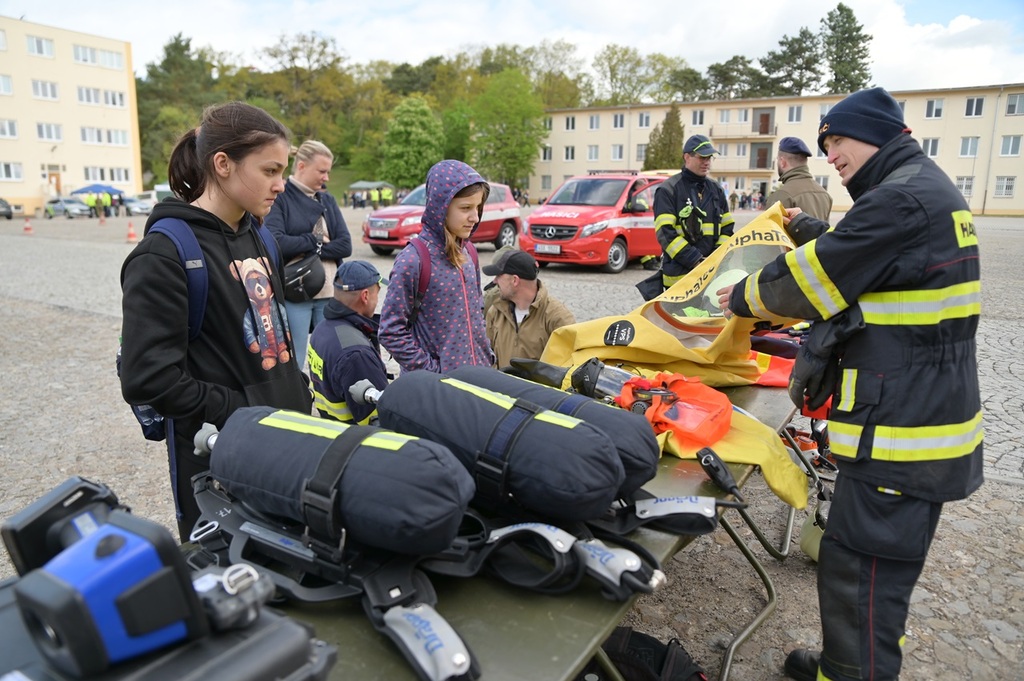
[379,160,494,373]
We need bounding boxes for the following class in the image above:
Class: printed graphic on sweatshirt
[231,257,292,370]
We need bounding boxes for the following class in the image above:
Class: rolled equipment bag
[447,365,659,498]
[209,407,474,556]
[376,370,626,523]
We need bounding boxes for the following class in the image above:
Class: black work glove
[788,343,839,410]
[678,204,707,244]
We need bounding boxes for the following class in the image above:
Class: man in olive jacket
[765,136,833,221]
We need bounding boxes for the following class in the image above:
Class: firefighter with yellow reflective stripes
[719,88,983,681]
[652,134,735,291]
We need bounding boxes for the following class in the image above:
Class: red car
[362,181,522,255]
[519,173,664,273]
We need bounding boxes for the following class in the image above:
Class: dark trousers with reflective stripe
[167,420,208,541]
[817,475,942,681]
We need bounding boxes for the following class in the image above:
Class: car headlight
[580,220,609,238]
[401,216,421,228]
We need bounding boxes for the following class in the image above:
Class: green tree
[759,27,824,96]
[643,104,685,171]
[442,101,473,161]
[384,56,442,96]
[469,70,547,185]
[706,56,766,99]
[666,66,708,102]
[820,3,872,94]
[645,54,691,103]
[379,96,445,188]
[530,40,593,108]
[338,60,401,177]
[592,44,649,105]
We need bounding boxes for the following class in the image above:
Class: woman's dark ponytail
[168,128,204,204]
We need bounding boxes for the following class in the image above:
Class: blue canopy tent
[71,183,123,195]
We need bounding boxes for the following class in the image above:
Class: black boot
[784,649,820,681]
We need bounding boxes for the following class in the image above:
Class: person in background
[483,248,575,368]
[653,134,735,292]
[379,160,493,373]
[265,140,352,364]
[718,87,983,681]
[766,136,833,221]
[482,245,516,315]
[308,260,390,425]
[120,101,311,539]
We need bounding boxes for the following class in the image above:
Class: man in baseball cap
[682,134,719,156]
[482,249,574,368]
[307,260,390,424]
[765,136,833,221]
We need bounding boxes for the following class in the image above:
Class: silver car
[44,198,92,219]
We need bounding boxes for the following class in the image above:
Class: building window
[541,146,552,161]
[106,129,129,146]
[1000,135,1021,156]
[1007,94,1024,115]
[692,110,704,126]
[543,117,552,131]
[587,145,599,161]
[0,162,23,181]
[565,116,575,131]
[611,144,624,161]
[0,75,11,95]
[819,103,833,118]
[78,86,101,105]
[589,114,600,130]
[103,90,126,108]
[74,45,97,64]
[737,109,749,123]
[814,175,830,190]
[719,143,729,156]
[959,137,979,157]
[788,105,802,123]
[613,113,624,129]
[84,166,105,181]
[735,177,745,190]
[564,146,575,161]
[956,176,974,198]
[965,97,984,117]
[719,109,730,123]
[26,35,54,57]
[99,50,123,69]
[81,127,103,144]
[0,119,16,138]
[736,143,747,157]
[636,144,647,162]
[926,99,944,119]
[638,112,650,128]
[32,80,59,100]
[36,123,62,141]
[994,176,1015,198]
[921,138,939,157]
[110,168,131,183]
[541,175,552,190]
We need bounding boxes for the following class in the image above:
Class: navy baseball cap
[779,137,813,156]
[335,260,389,291]
[482,249,538,280]
[683,135,719,156]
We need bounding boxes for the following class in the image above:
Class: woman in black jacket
[265,141,352,365]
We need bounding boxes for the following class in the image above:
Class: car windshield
[400,185,427,206]
[548,179,628,207]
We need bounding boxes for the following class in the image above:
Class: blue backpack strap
[253,222,281,272]
[408,238,431,328]
[149,218,207,342]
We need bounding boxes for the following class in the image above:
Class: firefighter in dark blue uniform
[308,261,390,424]
[719,88,983,681]
[652,134,735,290]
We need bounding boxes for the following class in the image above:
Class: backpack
[117,217,281,441]
[573,627,708,681]
[406,237,479,328]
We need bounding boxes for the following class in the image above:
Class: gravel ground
[1,212,1022,680]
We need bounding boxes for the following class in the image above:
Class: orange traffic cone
[22,217,33,235]
[126,222,137,244]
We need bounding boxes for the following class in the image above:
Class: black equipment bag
[375,370,626,522]
[208,406,474,556]
[283,252,326,303]
[447,365,660,498]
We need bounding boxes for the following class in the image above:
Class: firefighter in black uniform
[719,88,983,681]
[652,134,735,291]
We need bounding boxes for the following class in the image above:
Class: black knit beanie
[817,87,910,153]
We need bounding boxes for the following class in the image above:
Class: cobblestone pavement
[1,210,1021,679]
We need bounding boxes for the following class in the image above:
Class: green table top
[286,385,794,681]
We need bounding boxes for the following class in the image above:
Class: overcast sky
[3,0,1023,93]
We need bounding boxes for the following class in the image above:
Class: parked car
[44,198,92,219]
[0,198,12,220]
[519,173,665,273]
[361,181,522,256]
[123,197,153,216]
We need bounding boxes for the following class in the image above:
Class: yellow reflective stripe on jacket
[859,282,981,325]
[307,345,325,381]
[655,214,678,230]
[836,369,856,412]
[743,270,772,319]
[785,241,845,318]
[665,234,688,258]
[828,412,982,462]
[440,378,580,429]
[313,392,354,423]
[700,220,717,237]
[260,410,350,439]
[872,411,983,462]
[361,431,416,451]
[663,271,684,287]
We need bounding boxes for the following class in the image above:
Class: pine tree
[643,104,685,171]
[820,3,873,94]
[759,27,824,96]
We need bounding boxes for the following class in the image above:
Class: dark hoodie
[120,199,311,446]
[379,161,493,373]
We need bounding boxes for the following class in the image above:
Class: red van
[519,173,664,273]
[361,181,522,255]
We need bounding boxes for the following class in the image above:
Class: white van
[136,183,174,205]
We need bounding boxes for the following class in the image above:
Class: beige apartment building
[0,16,141,217]
[530,83,1024,216]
